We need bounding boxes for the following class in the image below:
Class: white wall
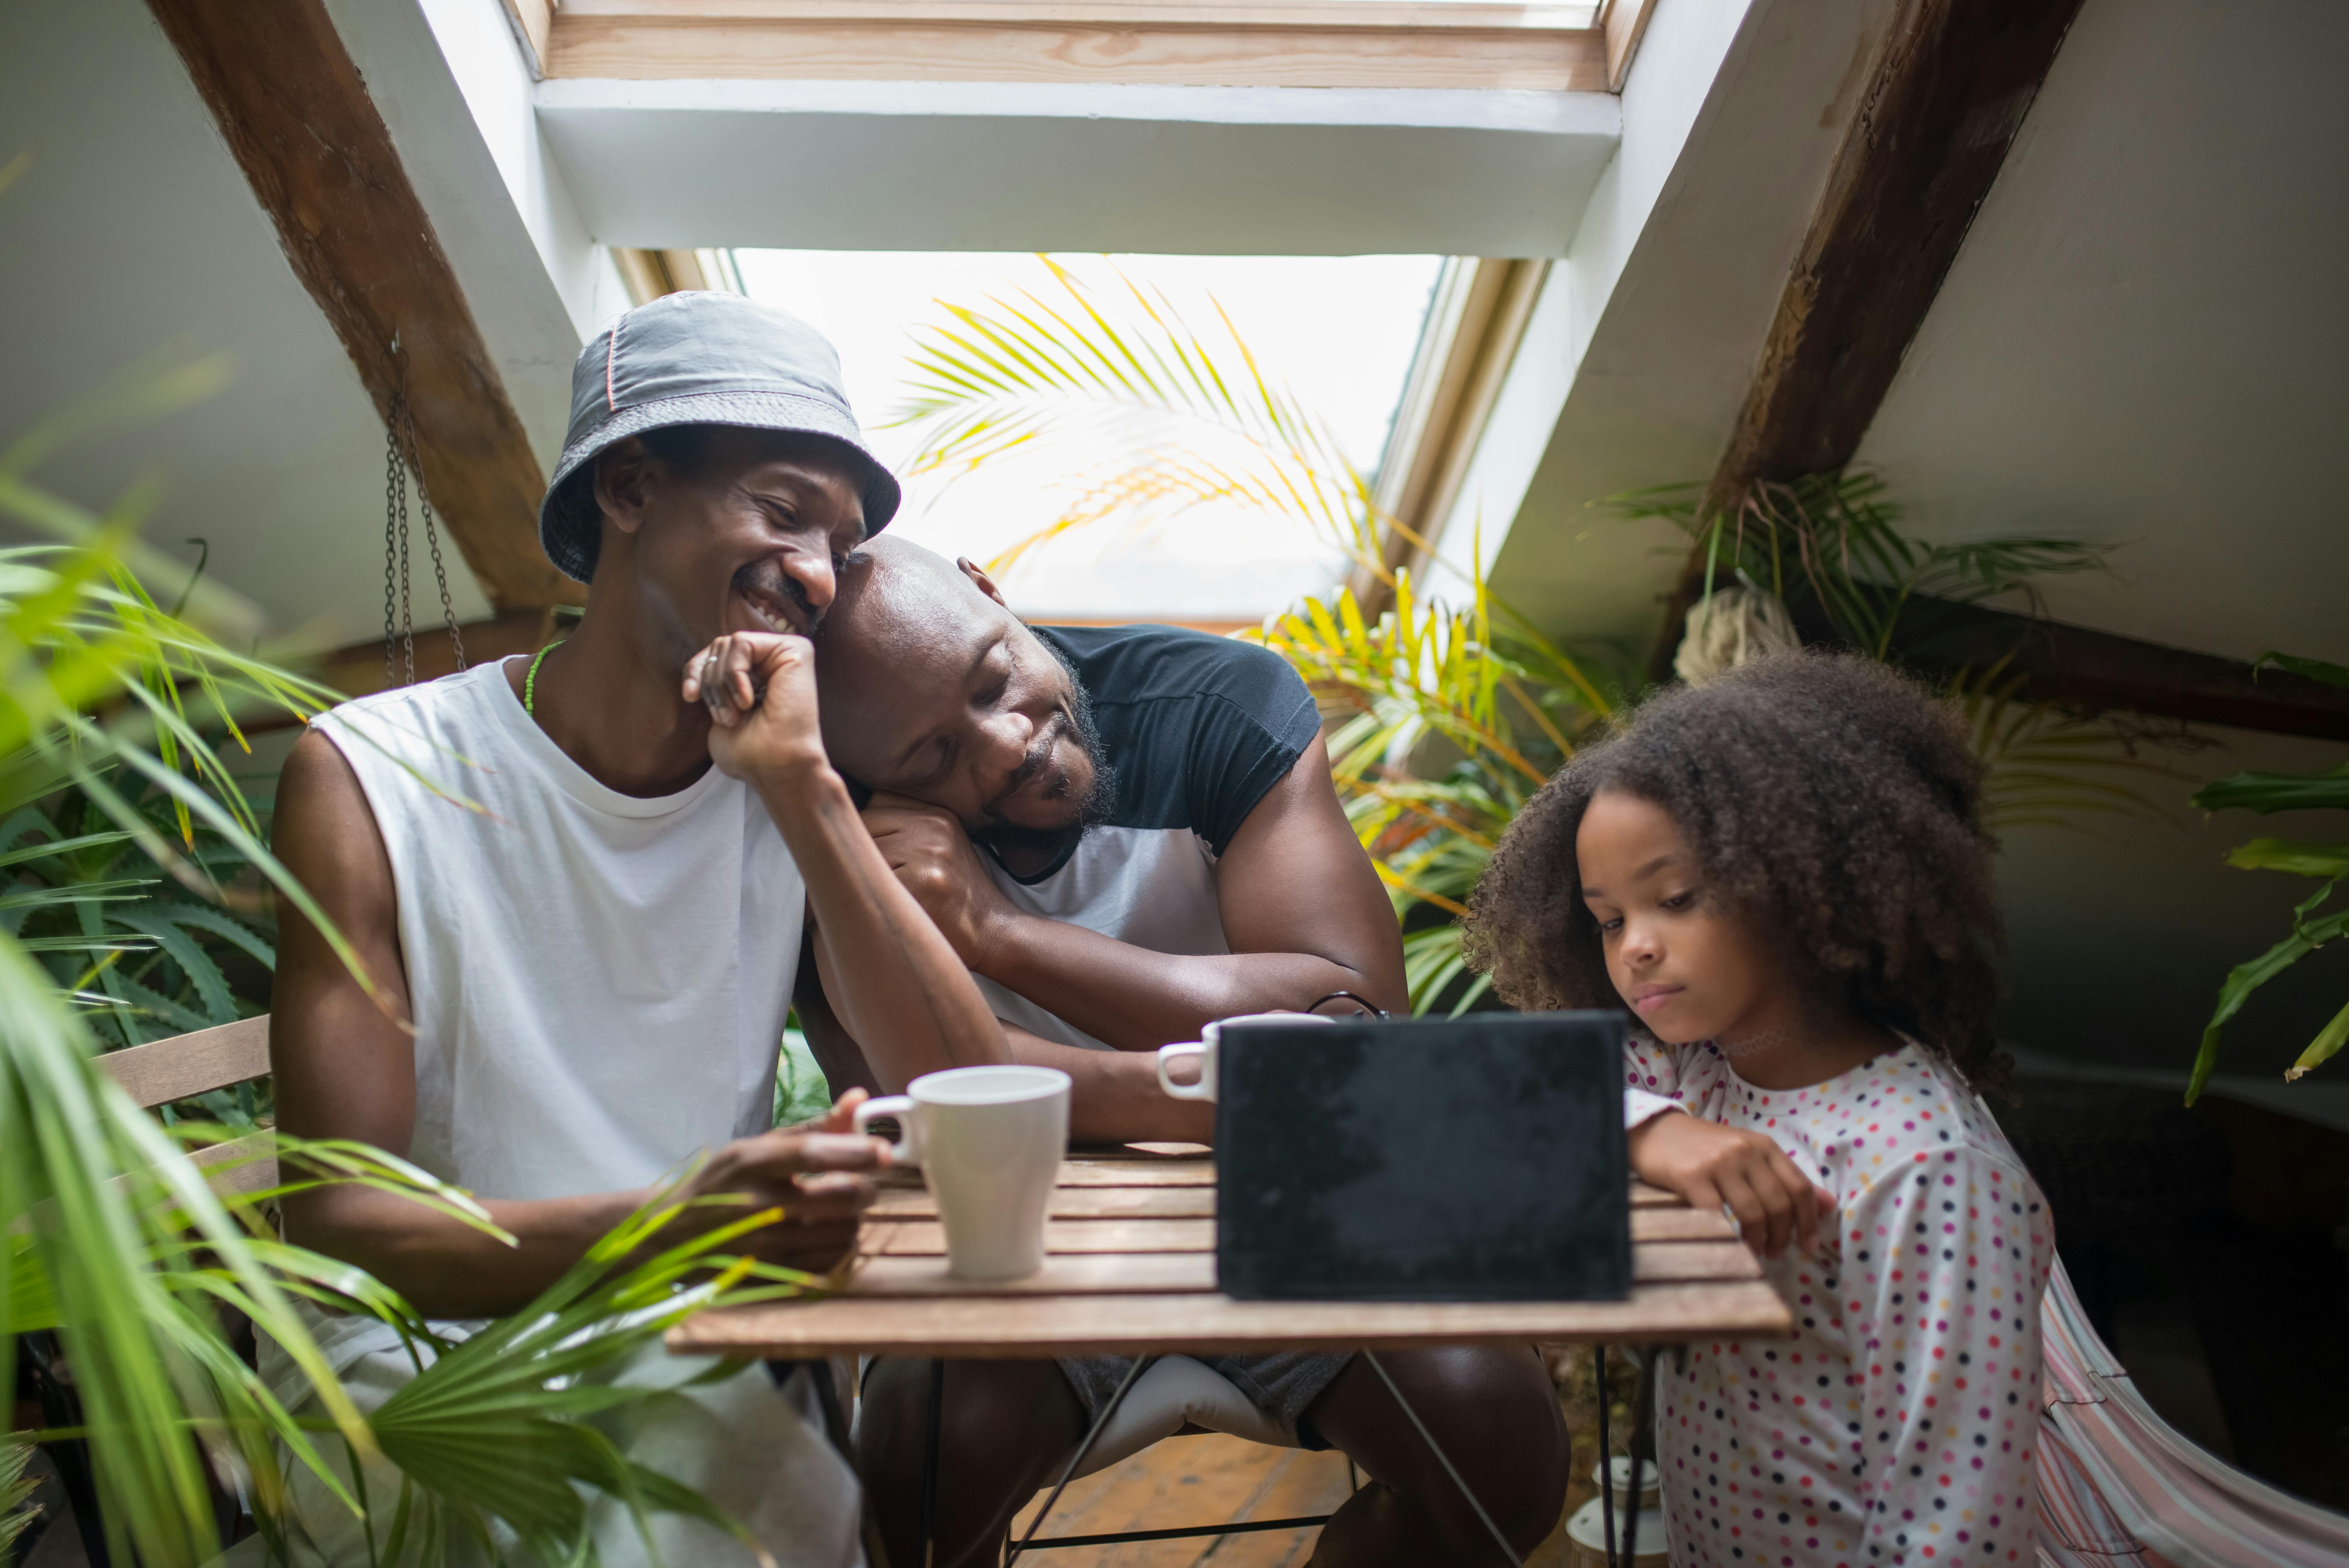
[1857,0,2349,667]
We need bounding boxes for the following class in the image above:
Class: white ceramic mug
[1155,1011,1338,1103]
[852,1064,1071,1280]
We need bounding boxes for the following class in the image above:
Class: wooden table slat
[870,1185,1215,1221]
[851,1253,1211,1296]
[872,1209,1736,1259]
[1053,1160,1217,1188]
[848,1240,1757,1295]
[674,1280,1792,1359]
[876,1171,1675,1213]
[879,1218,1218,1256]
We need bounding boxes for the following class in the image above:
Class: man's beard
[971,636,1114,860]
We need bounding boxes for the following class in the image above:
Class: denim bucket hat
[538,291,902,583]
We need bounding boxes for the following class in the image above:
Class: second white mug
[853,1064,1071,1280]
[1155,1011,1338,1103]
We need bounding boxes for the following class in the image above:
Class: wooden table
[669,1144,1791,1358]
[671,1146,1787,1563]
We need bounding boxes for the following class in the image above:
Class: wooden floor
[1003,1433,1580,1567]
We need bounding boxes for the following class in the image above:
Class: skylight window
[733,250,1443,624]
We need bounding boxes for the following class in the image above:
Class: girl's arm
[1841,1146,2055,1565]
[1622,1037,1832,1258]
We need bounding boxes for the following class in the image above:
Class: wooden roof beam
[1649,0,2087,678]
[147,0,576,613]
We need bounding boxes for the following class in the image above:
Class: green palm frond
[353,1184,822,1566]
[893,258,1407,583]
[1248,576,1617,1013]
[2192,761,2349,816]
[2185,686,2349,1100]
[2252,652,2349,690]
[1948,665,2192,835]
[1,1435,38,1560]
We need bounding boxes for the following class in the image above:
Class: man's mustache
[980,711,1073,822]
[733,559,822,633]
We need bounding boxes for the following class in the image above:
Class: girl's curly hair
[1462,651,2008,1092]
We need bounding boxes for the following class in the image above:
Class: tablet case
[1214,1011,1631,1302]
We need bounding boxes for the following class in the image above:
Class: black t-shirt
[973,624,1321,1049]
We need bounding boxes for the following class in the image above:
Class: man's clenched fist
[684,631,830,784]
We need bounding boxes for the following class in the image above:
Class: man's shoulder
[1035,623,1307,722]
[316,660,510,744]
[1035,624,1317,851]
[310,662,527,811]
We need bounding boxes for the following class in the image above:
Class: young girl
[1467,652,2053,1568]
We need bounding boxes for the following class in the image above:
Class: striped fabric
[2035,1256,2349,1567]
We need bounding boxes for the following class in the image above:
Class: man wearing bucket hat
[264,292,1008,1564]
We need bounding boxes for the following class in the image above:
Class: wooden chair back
[95,1015,278,1196]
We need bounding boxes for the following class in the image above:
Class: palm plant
[1613,473,2189,830]
[894,257,1394,580]
[1254,575,1615,1012]
[1,369,818,1565]
[1612,472,2119,660]
[5,769,279,1121]
[0,360,385,1566]
[2184,652,2349,1102]
[2,1437,37,1559]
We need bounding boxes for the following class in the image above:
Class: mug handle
[852,1095,923,1165]
[1157,1042,1212,1101]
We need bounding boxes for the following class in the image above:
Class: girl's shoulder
[1759,1044,2031,1188]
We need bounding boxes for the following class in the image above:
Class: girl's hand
[1628,1110,1834,1258]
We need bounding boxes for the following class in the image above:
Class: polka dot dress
[1625,1042,2053,1566]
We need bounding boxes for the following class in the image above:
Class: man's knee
[856,1358,1084,1482]
[1317,1346,1568,1548]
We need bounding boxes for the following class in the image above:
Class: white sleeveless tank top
[315,657,806,1202]
[275,669,865,1568]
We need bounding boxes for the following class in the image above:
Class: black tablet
[1214,1011,1632,1302]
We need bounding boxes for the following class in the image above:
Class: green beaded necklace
[524,640,565,716]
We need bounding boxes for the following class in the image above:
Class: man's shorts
[1056,1351,1353,1449]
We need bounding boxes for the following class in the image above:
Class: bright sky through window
[732,251,1443,623]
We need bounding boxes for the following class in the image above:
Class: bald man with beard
[788,537,1568,1568]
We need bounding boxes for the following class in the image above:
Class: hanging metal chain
[401,394,467,673]
[382,386,467,685]
[384,409,412,687]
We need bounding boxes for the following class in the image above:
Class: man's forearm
[756,763,1007,1085]
[285,1187,646,1321]
[1000,1024,1214,1145]
[979,914,1387,1051]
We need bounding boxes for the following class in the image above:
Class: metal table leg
[1597,1345,1615,1568]
[1593,1344,1662,1568]
[1625,1347,1657,1567]
[918,1358,943,1568]
[1002,1355,1157,1564]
